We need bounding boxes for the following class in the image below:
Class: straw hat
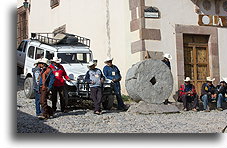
[87,61,96,68]
[34,58,49,65]
[206,76,215,82]
[104,57,113,63]
[163,53,172,60]
[184,77,191,82]
[51,57,62,63]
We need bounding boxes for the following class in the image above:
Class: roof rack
[30,32,90,47]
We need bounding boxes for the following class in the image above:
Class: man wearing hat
[39,59,55,119]
[162,53,172,105]
[201,77,219,112]
[103,57,129,111]
[32,58,49,118]
[162,53,172,70]
[178,77,198,111]
[85,61,105,115]
[215,78,227,111]
[49,57,71,113]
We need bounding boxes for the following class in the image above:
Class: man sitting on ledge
[178,77,198,111]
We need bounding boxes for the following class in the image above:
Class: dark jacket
[216,85,227,96]
[201,83,217,96]
[39,67,55,90]
[161,59,171,69]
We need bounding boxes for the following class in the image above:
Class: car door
[17,40,28,68]
[24,45,36,75]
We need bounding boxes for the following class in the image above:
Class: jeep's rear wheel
[24,77,35,99]
[102,95,114,110]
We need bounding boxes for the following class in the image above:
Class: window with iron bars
[50,0,60,9]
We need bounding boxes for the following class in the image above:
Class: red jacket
[179,83,197,97]
[49,64,69,86]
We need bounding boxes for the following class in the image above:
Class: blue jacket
[39,68,55,90]
[103,65,121,81]
[85,68,104,88]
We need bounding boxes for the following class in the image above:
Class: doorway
[183,34,209,95]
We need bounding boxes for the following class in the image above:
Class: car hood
[62,63,89,79]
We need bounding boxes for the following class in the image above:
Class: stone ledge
[127,101,180,114]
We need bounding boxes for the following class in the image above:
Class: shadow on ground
[17,110,60,133]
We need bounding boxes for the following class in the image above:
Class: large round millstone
[125,59,173,104]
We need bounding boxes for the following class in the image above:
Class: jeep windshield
[57,53,91,64]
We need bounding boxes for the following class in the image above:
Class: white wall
[145,0,198,94]
[19,0,227,95]
[218,28,227,79]
[22,0,138,94]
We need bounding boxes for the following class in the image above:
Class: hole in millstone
[150,77,156,85]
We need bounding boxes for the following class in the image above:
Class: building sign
[198,15,227,27]
[144,7,160,18]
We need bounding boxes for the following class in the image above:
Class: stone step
[174,101,227,111]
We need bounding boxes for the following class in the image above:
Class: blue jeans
[218,94,224,108]
[34,90,42,116]
[201,94,223,110]
[113,82,125,109]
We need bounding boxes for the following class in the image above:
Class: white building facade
[17,0,227,98]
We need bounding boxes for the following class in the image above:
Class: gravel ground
[17,89,227,133]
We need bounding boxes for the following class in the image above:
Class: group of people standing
[33,57,71,119]
[32,56,129,119]
[84,57,129,115]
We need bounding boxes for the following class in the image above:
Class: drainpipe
[106,0,111,58]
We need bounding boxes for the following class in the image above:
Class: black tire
[24,77,35,99]
[63,89,69,108]
[102,95,114,110]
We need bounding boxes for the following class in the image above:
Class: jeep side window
[27,46,35,59]
[22,41,28,53]
[17,41,25,52]
[46,51,54,60]
[35,48,44,59]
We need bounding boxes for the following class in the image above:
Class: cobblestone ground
[17,76,227,133]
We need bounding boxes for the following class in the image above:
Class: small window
[46,51,54,60]
[50,0,60,9]
[35,48,44,59]
[57,53,90,63]
[27,46,35,59]
[17,41,25,52]
[22,41,28,53]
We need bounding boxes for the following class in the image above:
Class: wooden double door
[183,35,209,95]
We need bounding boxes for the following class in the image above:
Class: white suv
[17,33,114,110]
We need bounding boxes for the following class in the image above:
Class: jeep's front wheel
[24,77,35,99]
[102,95,114,110]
